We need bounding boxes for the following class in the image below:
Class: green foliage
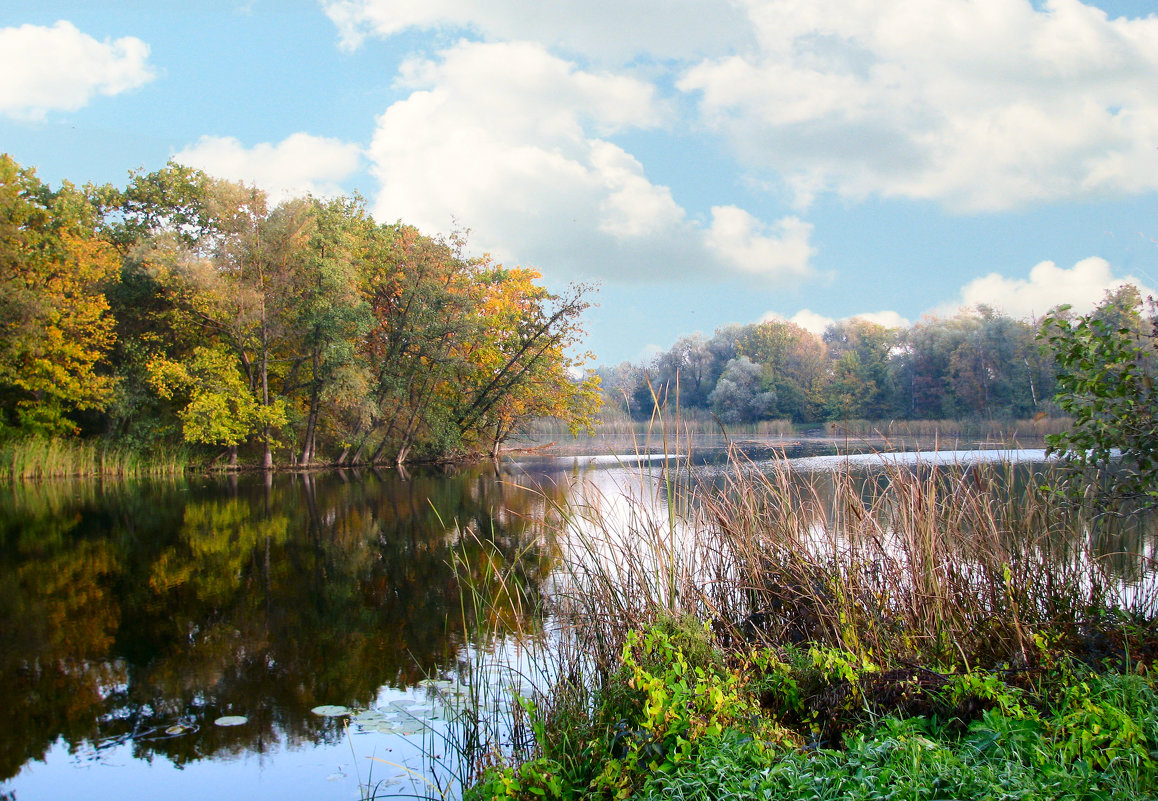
[1050,669,1158,773]
[468,624,1158,801]
[0,155,119,437]
[467,757,565,801]
[1039,287,1158,504]
[0,155,599,468]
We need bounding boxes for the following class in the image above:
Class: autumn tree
[0,155,119,437]
[354,225,477,465]
[449,263,599,455]
[735,320,828,422]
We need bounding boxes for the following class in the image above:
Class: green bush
[467,624,1158,801]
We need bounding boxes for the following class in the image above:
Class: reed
[515,410,795,453]
[0,437,190,480]
[826,416,1072,443]
[543,446,1155,675]
[445,425,1158,800]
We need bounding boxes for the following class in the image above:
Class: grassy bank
[0,437,190,480]
[452,448,1158,800]
[825,415,1072,443]
[517,411,1070,454]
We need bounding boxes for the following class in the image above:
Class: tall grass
[445,433,1157,797]
[0,437,190,480]
[515,411,1069,453]
[826,415,1072,443]
[515,410,795,453]
[546,450,1156,673]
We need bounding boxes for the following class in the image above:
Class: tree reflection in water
[0,464,569,784]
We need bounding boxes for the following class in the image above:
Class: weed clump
[458,447,1158,800]
[469,622,1158,800]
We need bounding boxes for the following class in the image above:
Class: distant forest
[0,155,600,467]
[599,285,1152,426]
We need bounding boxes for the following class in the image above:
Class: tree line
[0,155,600,467]
[600,286,1154,427]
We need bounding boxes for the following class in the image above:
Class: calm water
[0,462,581,801]
[0,442,1148,800]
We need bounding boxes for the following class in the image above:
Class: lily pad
[165,724,188,735]
[310,705,350,717]
[352,710,391,724]
[214,715,248,727]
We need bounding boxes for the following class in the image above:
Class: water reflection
[3,449,1155,800]
[0,466,571,796]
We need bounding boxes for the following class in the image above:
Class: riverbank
[0,415,1061,479]
[467,621,1158,801]
[454,451,1158,801]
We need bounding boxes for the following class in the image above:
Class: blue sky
[2,0,1157,366]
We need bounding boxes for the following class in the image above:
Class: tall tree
[281,197,372,466]
[0,156,119,436]
[357,225,476,465]
[822,319,896,420]
[735,321,827,422]
[450,264,597,452]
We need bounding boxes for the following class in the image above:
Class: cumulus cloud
[174,133,363,204]
[320,0,751,62]
[851,309,912,330]
[760,308,834,334]
[941,256,1158,319]
[367,40,815,283]
[705,208,815,278]
[0,20,155,120]
[761,308,910,335]
[680,0,1158,210]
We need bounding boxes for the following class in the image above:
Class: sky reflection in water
[0,446,1150,800]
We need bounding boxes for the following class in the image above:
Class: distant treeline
[600,285,1152,426]
[0,155,599,468]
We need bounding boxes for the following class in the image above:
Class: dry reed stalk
[543,447,1156,673]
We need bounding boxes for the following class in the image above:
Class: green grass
[0,436,190,479]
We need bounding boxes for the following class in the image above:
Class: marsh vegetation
[453,446,1158,801]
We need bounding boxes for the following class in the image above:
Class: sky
[2,0,1157,366]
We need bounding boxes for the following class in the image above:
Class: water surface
[0,443,1149,800]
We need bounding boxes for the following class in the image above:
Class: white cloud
[0,20,155,120]
[367,40,815,283]
[320,0,751,62]
[760,307,910,335]
[851,310,911,330]
[679,0,1158,210]
[941,256,1158,319]
[704,208,815,279]
[758,308,834,334]
[174,133,363,205]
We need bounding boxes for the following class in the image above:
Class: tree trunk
[299,350,321,466]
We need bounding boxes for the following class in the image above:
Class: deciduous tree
[0,155,118,436]
[1039,286,1158,505]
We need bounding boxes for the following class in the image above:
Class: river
[0,441,1148,800]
